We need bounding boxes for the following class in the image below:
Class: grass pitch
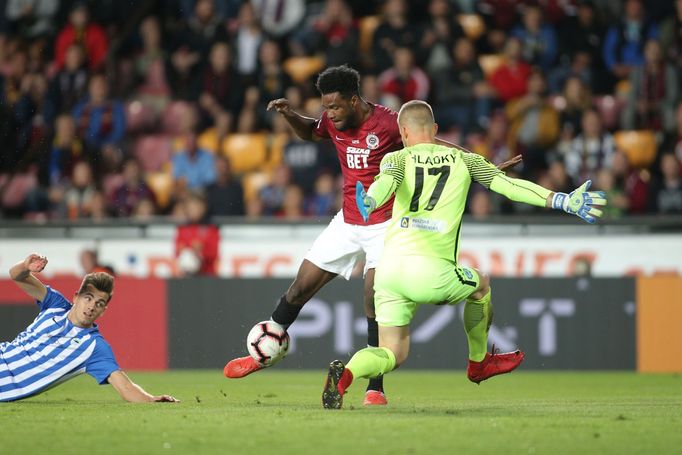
[1,371,681,455]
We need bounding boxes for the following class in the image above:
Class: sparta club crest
[366,133,380,150]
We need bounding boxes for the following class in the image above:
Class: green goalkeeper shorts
[374,255,480,327]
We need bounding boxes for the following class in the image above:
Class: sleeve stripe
[461,152,502,188]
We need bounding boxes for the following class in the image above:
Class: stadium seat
[197,127,221,154]
[283,56,326,84]
[102,173,125,199]
[222,133,268,174]
[266,133,288,170]
[359,15,380,54]
[1,173,37,209]
[613,130,657,168]
[457,14,486,40]
[125,100,157,133]
[242,171,271,202]
[145,171,173,209]
[479,54,506,79]
[594,95,625,131]
[134,134,173,172]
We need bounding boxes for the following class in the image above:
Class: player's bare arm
[267,98,321,142]
[108,370,179,403]
[434,136,522,171]
[10,253,48,301]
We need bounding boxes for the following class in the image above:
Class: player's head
[397,100,438,146]
[316,65,363,131]
[71,272,114,327]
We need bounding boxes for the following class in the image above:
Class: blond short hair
[397,100,435,128]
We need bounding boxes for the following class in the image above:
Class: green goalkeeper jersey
[367,143,552,263]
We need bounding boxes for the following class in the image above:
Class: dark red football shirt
[313,103,402,225]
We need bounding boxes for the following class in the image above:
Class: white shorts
[305,210,390,280]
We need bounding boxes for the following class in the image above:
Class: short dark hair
[78,272,114,302]
[315,65,360,99]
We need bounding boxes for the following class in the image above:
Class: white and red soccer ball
[246,321,290,366]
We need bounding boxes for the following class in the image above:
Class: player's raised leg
[323,325,407,409]
[362,268,388,405]
[224,260,337,378]
[463,269,525,384]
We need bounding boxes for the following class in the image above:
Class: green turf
[1,371,681,455]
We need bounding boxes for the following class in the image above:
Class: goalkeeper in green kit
[322,100,607,409]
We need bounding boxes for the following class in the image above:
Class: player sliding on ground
[0,254,179,403]
[321,100,607,409]
[224,65,521,406]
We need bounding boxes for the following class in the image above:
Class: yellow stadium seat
[283,56,326,84]
[266,133,289,170]
[457,14,486,41]
[242,171,272,202]
[614,130,657,168]
[145,171,173,209]
[222,133,268,174]
[479,54,506,79]
[359,15,380,54]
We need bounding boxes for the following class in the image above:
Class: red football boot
[223,356,265,378]
[322,360,353,409]
[467,346,525,384]
[363,390,388,406]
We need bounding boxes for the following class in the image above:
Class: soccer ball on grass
[246,321,290,366]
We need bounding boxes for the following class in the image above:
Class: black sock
[366,317,384,393]
[270,295,302,330]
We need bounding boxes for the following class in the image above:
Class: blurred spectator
[371,0,421,74]
[595,167,628,218]
[72,73,126,153]
[622,40,677,131]
[660,0,682,72]
[230,2,263,86]
[132,197,156,221]
[419,0,464,74]
[133,16,170,110]
[0,49,28,170]
[378,47,429,105]
[432,37,491,134]
[79,249,115,275]
[6,0,58,38]
[477,0,523,30]
[471,112,513,166]
[611,149,649,214]
[110,159,156,217]
[256,40,291,127]
[647,153,682,214]
[199,41,243,128]
[548,50,594,95]
[280,184,304,219]
[305,172,336,217]
[14,72,49,161]
[54,3,108,71]
[253,0,305,39]
[602,0,658,80]
[468,188,492,220]
[174,191,219,276]
[39,114,81,186]
[537,161,574,195]
[206,155,244,217]
[510,4,558,71]
[489,37,531,103]
[282,133,339,195]
[561,109,615,183]
[62,160,97,219]
[259,163,290,216]
[661,102,682,162]
[45,43,88,123]
[559,76,592,139]
[506,70,560,176]
[305,0,358,68]
[172,133,216,191]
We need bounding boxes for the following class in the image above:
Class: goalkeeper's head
[397,100,438,147]
[316,65,363,131]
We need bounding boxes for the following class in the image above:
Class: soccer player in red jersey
[224,66,519,406]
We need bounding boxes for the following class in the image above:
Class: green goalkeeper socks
[346,347,396,380]
[463,288,493,362]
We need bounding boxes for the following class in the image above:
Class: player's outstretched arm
[267,98,320,141]
[10,254,48,302]
[108,370,179,403]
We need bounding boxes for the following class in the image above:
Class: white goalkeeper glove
[551,180,607,224]
[355,181,376,223]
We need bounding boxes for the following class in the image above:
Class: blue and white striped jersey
[0,286,120,402]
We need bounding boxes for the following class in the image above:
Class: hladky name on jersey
[411,154,454,165]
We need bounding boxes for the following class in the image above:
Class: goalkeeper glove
[355,181,376,223]
[551,180,607,224]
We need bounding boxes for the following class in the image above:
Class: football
[246,321,290,366]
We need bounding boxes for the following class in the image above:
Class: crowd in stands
[1,0,681,225]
